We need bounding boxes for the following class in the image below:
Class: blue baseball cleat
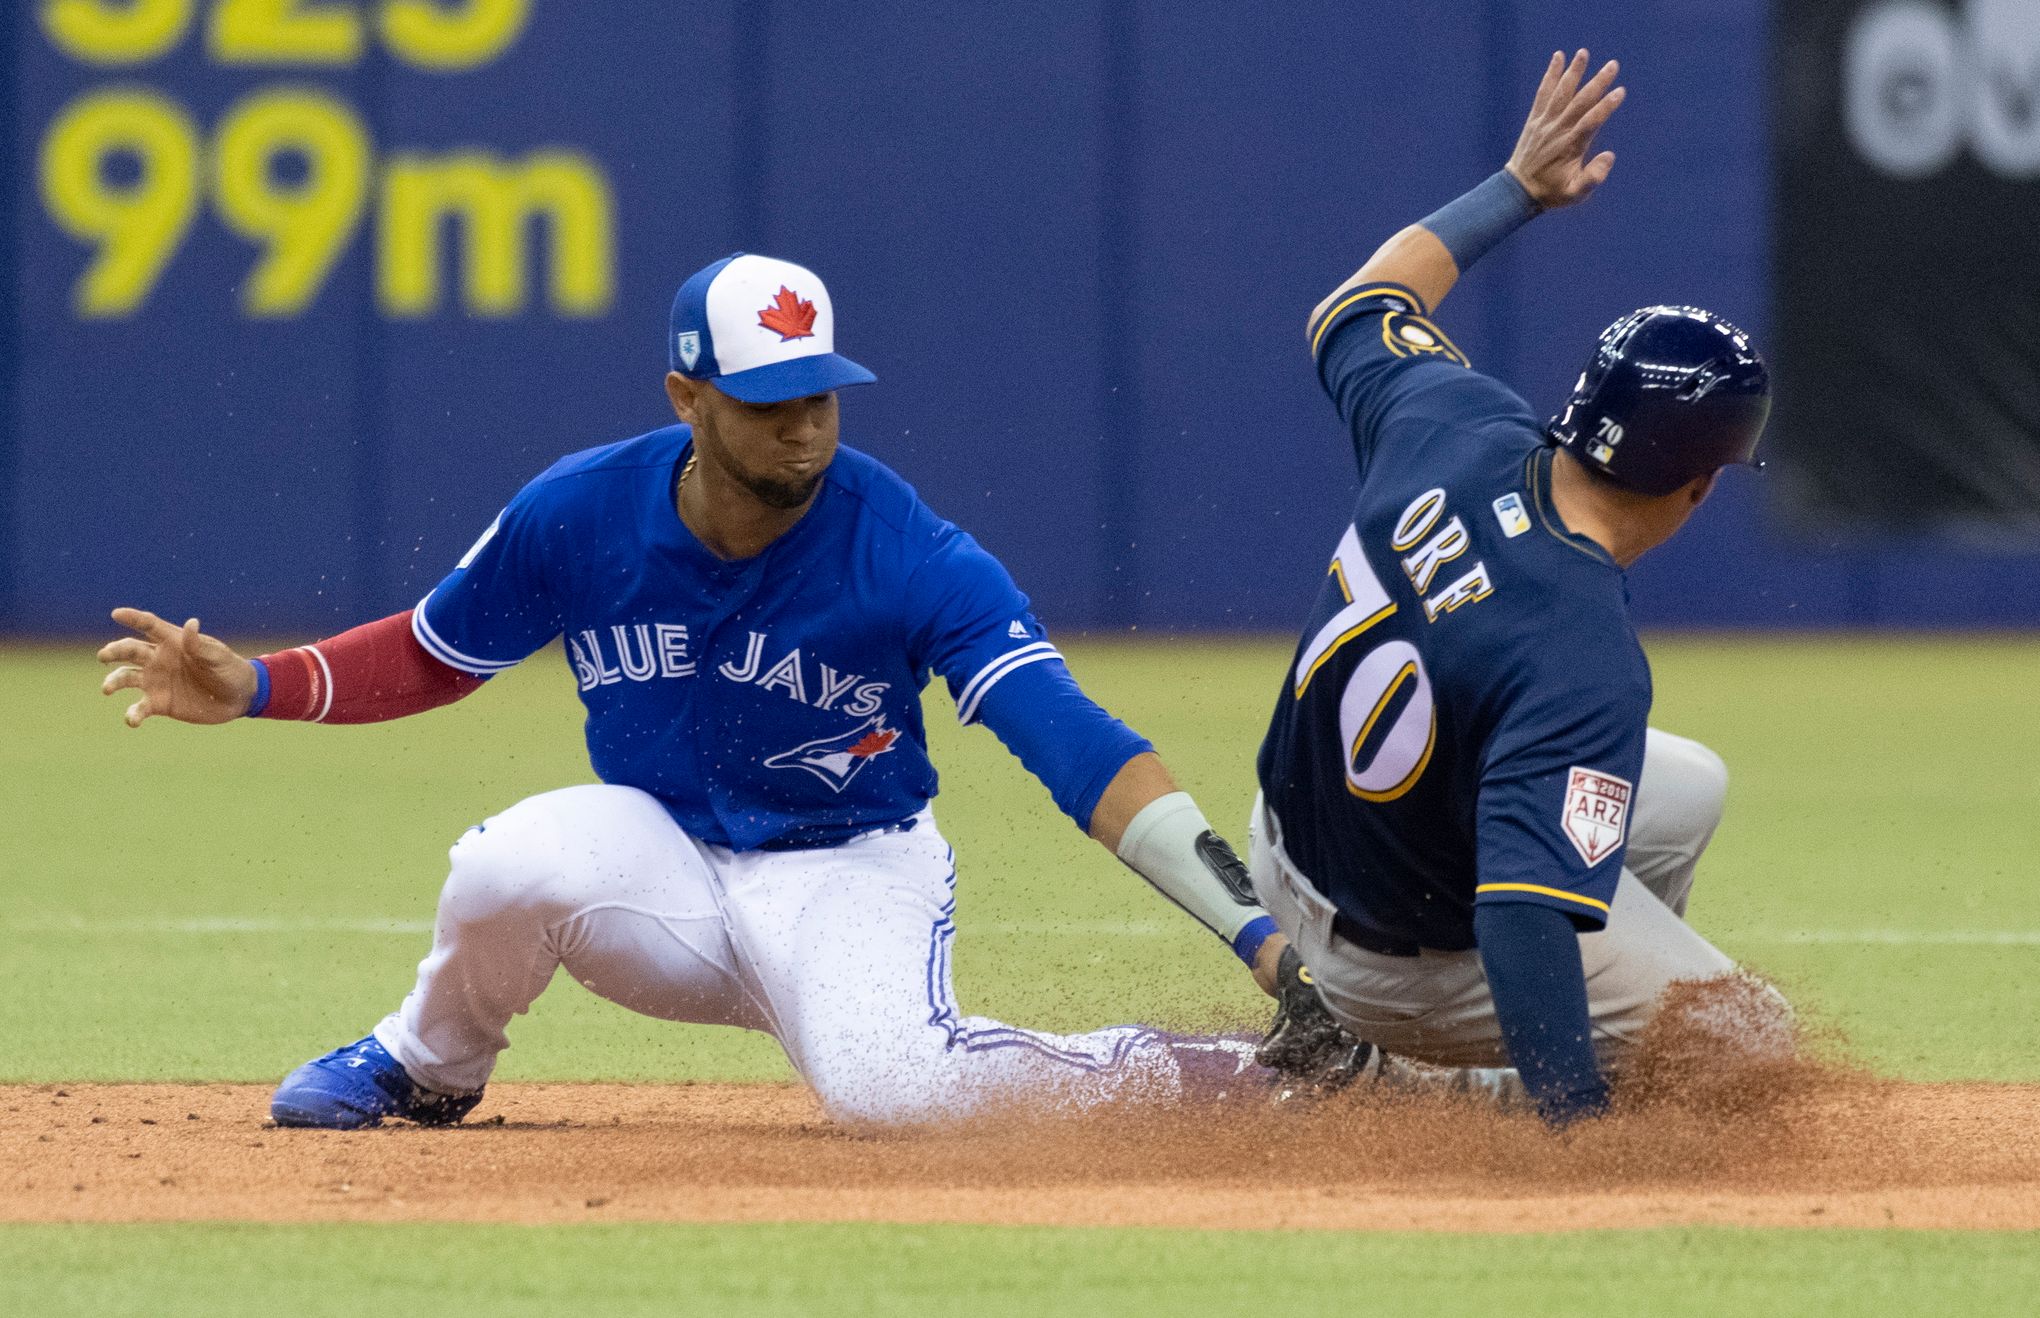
[270,1035,482,1130]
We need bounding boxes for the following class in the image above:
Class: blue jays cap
[668,253,877,404]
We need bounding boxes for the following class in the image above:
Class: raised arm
[1310,49,1625,330]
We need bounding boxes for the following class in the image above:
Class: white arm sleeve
[1114,792,1269,946]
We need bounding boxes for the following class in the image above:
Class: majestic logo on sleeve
[763,716,901,792]
[1561,767,1633,866]
[757,286,818,341]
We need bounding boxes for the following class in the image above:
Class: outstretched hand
[1507,50,1625,211]
[98,607,258,727]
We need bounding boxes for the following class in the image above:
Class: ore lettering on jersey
[1390,490,1496,623]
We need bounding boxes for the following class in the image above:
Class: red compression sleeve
[254,611,485,723]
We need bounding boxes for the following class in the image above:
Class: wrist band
[1231,915,1280,967]
[1419,170,1540,273]
[245,658,272,719]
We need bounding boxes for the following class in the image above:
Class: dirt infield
[4,1076,2037,1232]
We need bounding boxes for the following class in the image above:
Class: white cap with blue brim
[669,253,878,404]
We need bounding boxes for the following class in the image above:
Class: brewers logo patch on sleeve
[1561,766,1632,866]
[1380,311,1469,366]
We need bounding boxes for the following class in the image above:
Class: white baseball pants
[1249,729,1788,1070]
[372,784,1190,1124]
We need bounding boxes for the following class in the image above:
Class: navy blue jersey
[1256,284,1652,951]
[414,426,1148,851]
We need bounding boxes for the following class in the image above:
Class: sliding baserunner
[1251,50,1789,1125]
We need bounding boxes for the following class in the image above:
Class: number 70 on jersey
[1292,489,1495,802]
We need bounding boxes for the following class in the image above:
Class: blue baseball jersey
[413,426,1149,851]
[1256,284,1652,951]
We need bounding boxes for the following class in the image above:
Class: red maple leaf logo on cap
[847,727,899,759]
[758,286,818,341]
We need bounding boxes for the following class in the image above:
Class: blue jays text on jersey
[1256,284,1654,953]
[412,427,1150,851]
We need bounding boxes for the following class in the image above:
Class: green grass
[2,1222,2037,1317]
[7,636,2039,1310]
[6,634,2039,1082]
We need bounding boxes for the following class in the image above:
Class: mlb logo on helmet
[668,253,877,403]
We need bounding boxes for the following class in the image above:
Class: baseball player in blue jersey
[1250,51,1789,1125]
[98,253,1327,1128]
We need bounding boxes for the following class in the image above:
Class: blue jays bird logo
[763,716,902,792]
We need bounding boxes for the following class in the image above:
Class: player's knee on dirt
[800,1040,969,1127]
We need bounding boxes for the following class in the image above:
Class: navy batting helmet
[1547,306,1771,497]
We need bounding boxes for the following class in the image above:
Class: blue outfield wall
[4,0,2036,639]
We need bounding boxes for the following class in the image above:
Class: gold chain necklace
[679,453,698,491]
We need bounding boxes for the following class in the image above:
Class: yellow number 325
[40,0,532,70]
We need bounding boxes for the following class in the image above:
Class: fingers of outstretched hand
[101,663,146,697]
[1566,84,1626,147]
[111,607,180,643]
[1556,60,1620,128]
[1529,50,1567,118]
[1584,150,1617,186]
[181,618,237,665]
[123,693,154,728]
[96,637,154,666]
[1554,49,1589,104]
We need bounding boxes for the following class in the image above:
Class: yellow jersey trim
[1293,602,1396,699]
[1525,449,1616,567]
[1310,284,1428,358]
[1474,883,1612,914]
[1346,693,1436,804]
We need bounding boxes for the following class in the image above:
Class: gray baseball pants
[1249,729,1763,1071]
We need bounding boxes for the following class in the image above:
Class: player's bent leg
[1373,873,1788,1073]
[1627,729,1731,917]
[719,816,1216,1127]
[1246,794,1787,1094]
[1576,870,1792,1071]
[369,783,758,1097]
